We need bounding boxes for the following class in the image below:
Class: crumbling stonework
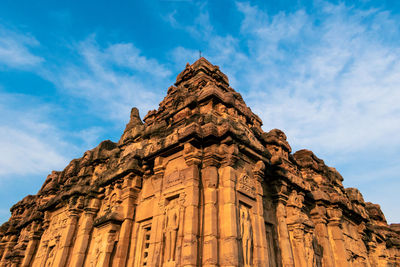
[1,58,399,266]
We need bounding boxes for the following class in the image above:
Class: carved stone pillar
[0,235,17,267]
[311,205,335,267]
[94,227,119,267]
[201,145,220,267]
[218,144,240,266]
[181,143,201,267]
[146,157,166,267]
[112,175,140,266]
[69,198,100,267]
[327,207,350,267]
[252,160,270,266]
[287,224,307,267]
[21,222,42,267]
[0,238,5,261]
[52,197,82,267]
[286,190,307,267]
[272,181,295,267]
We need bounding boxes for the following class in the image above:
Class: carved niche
[34,209,68,266]
[162,156,189,192]
[239,204,253,267]
[163,198,180,266]
[237,171,256,199]
[87,227,118,267]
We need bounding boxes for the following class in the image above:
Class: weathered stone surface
[0,57,399,266]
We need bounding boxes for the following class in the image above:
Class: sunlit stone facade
[1,58,399,266]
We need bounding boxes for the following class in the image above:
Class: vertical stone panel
[201,148,219,267]
[181,144,201,267]
[218,165,239,266]
[327,208,351,267]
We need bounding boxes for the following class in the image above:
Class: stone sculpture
[240,206,253,266]
[0,57,399,266]
[165,199,179,264]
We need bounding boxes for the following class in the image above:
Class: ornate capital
[252,160,265,181]
[327,207,342,223]
[183,143,202,166]
[271,180,289,203]
[219,143,239,167]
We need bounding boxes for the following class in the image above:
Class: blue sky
[1,0,400,224]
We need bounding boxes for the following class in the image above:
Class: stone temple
[1,58,399,267]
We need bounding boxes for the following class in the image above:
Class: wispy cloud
[233,2,400,159]
[52,36,172,122]
[0,92,69,178]
[0,26,44,69]
[168,1,400,222]
[170,1,400,160]
[164,2,213,40]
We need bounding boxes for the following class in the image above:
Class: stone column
[181,143,201,267]
[272,181,295,267]
[0,235,17,267]
[201,145,219,267]
[112,175,140,266]
[0,237,5,261]
[311,205,335,267]
[287,224,307,267]
[218,144,240,266]
[252,160,270,266]
[327,207,350,267]
[146,158,165,267]
[52,197,81,267]
[89,226,119,267]
[286,190,308,267]
[21,222,42,267]
[69,198,100,267]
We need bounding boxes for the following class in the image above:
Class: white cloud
[0,93,69,178]
[53,36,172,122]
[164,2,213,40]
[179,1,400,161]
[168,1,400,222]
[0,127,67,176]
[0,26,44,69]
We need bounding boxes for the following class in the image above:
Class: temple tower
[0,58,399,267]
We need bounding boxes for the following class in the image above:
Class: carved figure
[45,246,55,267]
[109,193,118,212]
[240,206,253,267]
[164,199,180,262]
[304,232,315,266]
[90,235,103,267]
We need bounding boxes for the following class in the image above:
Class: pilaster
[311,205,335,267]
[327,207,350,267]
[272,181,295,267]
[181,143,201,267]
[201,145,220,267]
[69,198,100,267]
[218,144,240,266]
[21,222,43,267]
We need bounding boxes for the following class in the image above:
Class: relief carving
[304,231,315,267]
[237,172,256,199]
[164,198,180,264]
[89,235,104,267]
[45,245,55,267]
[89,231,117,267]
[164,168,184,190]
[240,205,253,267]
